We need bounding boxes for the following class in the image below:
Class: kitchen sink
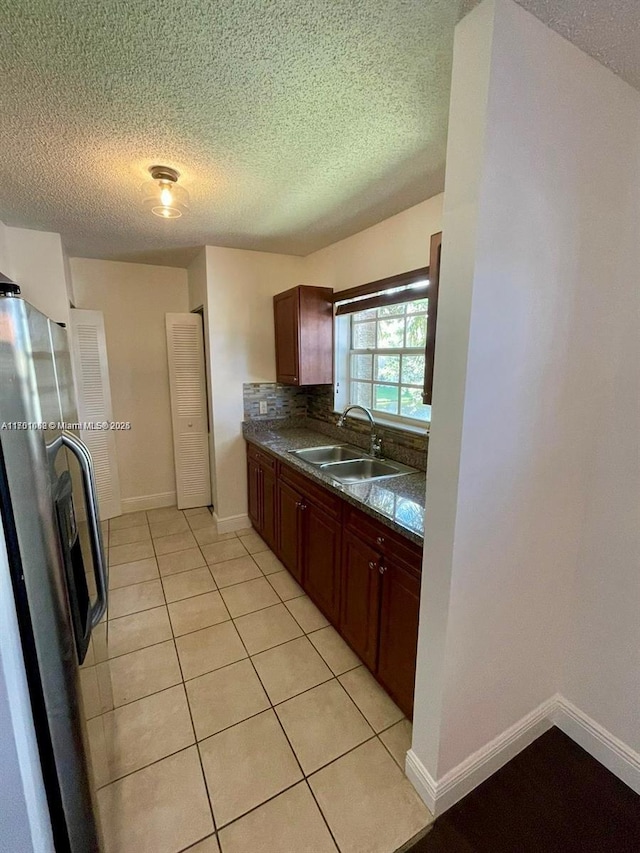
[321,458,417,483]
[290,445,364,465]
[289,444,418,483]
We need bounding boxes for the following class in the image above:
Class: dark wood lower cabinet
[277,479,303,583]
[247,455,261,528]
[247,445,277,551]
[304,502,341,624]
[340,531,381,671]
[261,464,277,551]
[377,558,421,718]
[246,441,422,718]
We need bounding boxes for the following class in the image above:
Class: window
[334,271,432,428]
[349,299,429,422]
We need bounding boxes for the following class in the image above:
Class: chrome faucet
[337,405,383,458]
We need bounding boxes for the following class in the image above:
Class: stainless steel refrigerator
[0,284,107,851]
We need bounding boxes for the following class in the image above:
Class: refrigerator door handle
[57,431,108,628]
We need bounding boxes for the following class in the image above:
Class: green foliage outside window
[349,299,428,422]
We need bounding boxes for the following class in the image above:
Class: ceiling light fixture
[141,165,189,219]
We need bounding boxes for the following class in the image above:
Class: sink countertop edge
[243,424,426,545]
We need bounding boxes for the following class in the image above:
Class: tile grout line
[215,778,317,850]
[143,511,235,844]
[108,544,272,602]
[161,562,218,606]
[213,600,344,852]
[377,731,406,770]
[94,543,359,699]
[167,590,220,842]
[98,521,411,851]
[218,584,381,851]
[101,602,363,677]
[92,687,197,792]
[100,635,354,715]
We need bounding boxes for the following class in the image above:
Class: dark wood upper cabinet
[423,231,442,405]
[274,285,333,385]
[273,289,299,383]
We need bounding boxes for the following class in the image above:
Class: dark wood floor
[408,727,640,853]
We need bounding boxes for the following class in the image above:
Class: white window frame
[334,302,432,432]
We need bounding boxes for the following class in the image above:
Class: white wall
[8,191,441,526]
[70,258,189,510]
[199,246,305,527]
[306,195,443,292]
[0,223,70,323]
[195,199,444,529]
[562,148,640,754]
[411,0,640,808]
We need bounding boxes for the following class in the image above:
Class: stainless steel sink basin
[321,458,418,484]
[289,444,418,483]
[290,445,364,465]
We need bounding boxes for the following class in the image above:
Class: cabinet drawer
[247,443,276,471]
[345,505,422,575]
[280,462,341,517]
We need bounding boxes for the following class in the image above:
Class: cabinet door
[274,290,300,384]
[339,531,381,671]
[377,559,421,718]
[303,502,341,623]
[261,465,277,551]
[277,480,303,582]
[247,456,262,530]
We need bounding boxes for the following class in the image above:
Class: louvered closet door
[165,314,211,509]
[69,309,122,519]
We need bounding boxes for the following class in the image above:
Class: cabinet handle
[368,560,376,571]
[376,535,385,547]
[378,563,387,575]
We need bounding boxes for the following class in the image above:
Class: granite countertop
[243,422,426,545]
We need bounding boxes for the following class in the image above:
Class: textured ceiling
[464,0,640,89]
[0,0,638,267]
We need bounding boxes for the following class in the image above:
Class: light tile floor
[82,507,432,853]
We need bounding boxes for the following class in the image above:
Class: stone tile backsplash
[243,383,308,420]
[306,385,428,466]
[243,382,428,470]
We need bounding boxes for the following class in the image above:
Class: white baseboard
[405,751,439,815]
[120,491,177,513]
[214,512,252,534]
[406,695,555,816]
[552,696,640,795]
[407,693,640,817]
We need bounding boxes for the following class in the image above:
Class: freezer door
[0,296,101,851]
